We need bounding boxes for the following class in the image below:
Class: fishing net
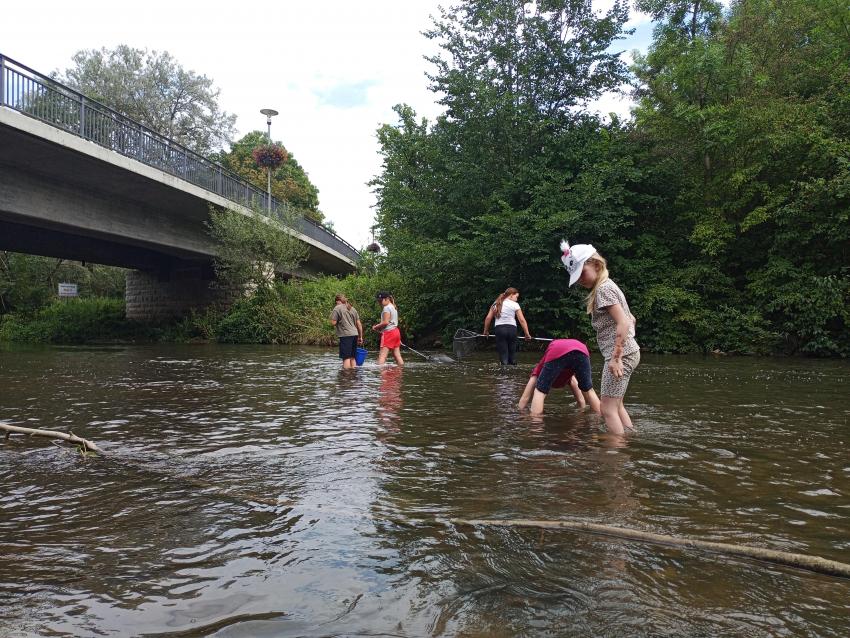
[452,328,554,359]
[452,328,484,359]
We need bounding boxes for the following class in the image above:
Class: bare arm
[518,375,537,410]
[356,319,364,342]
[372,309,391,332]
[607,303,631,378]
[569,375,586,408]
[483,307,495,336]
[515,308,532,338]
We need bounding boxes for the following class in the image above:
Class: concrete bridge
[0,54,358,320]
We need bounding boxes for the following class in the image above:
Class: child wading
[482,287,532,365]
[330,294,364,369]
[372,292,404,366]
[561,240,639,435]
[518,338,600,415]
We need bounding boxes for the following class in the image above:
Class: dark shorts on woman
[338,335,358,360]
[535,350,593,394]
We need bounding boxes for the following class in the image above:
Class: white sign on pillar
[58,283,78,298]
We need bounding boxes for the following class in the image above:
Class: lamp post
[260,108,278,213]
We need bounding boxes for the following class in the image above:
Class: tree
[206,205,308,292]
[55,45,237,155]
[372,0,637,339]
[631,0,850,354]
[213,131,325,223]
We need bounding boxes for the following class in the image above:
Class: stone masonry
[125,268,241,322]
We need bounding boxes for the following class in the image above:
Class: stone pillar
[125,267,239,322]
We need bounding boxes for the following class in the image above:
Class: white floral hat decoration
[560,239,596,287]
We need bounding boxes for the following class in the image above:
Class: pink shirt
[531,339,590,388]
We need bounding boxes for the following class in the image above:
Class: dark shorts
[535,350,593,394]
[338,335,358,359]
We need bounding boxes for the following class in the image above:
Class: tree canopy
[55,45,237,156]
[213,131,324,223]
[371,0,849,356]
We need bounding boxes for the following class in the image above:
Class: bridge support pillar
[125,267,238,322]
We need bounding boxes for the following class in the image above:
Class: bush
[0,298,134,343]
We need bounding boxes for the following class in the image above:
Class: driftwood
[451,518,850,579]
[1,422,102,453]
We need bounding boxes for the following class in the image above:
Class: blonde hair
[584,254,610,314]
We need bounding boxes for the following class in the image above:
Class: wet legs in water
[495,325,518,365]
[601,396,634,435]
[378,346,404,366]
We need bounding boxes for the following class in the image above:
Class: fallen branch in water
[451,518,850,579]
[1,422,102,454]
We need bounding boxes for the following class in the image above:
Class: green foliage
[0,252,126,314]
[55,45,237,155]
[370,0,849,357]
[214,272,410,346]
[212,131,325,222]
[206,205,309,291]
[0,298,133,343]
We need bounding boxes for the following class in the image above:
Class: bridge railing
[0,53,359,262]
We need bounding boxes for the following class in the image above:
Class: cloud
[315,80,379,109]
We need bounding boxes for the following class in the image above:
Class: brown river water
[1,344,848,637]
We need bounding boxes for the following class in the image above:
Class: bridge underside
[0,116,351,276]
[0,117,339,319]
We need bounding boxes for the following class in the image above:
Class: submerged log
[451,518,850,579]
[0,423,102,454]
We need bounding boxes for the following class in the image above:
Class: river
[1,344,848,636]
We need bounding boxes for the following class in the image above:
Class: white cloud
[2,0,654,249]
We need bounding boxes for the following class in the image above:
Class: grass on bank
[0,273,409,346]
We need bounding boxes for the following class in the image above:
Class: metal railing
[0,53,359,262]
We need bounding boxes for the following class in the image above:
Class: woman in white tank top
[482,287,532,365]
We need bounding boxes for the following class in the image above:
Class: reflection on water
[0,344,848,636]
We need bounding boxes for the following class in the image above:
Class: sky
[2,1,656,249]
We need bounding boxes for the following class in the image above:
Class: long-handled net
[452,329,484,359]
[452,329,553,359]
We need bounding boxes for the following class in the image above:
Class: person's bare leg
[378,347,389,364]
[392,347,404,366]
[618,401,634,431]
[518,376,537,410]
[530,389,547,415]
[601,396,625,435]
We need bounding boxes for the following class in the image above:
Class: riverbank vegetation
[2,1,847,356]
[371,0,849,356]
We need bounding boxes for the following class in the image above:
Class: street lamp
[260,108,278,212]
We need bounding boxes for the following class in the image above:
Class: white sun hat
[560,239,596,287]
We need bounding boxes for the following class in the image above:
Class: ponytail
[492,287,519,318]
[335,293,353,312]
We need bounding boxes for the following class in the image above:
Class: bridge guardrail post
[0,55,5,107]
[79,96,86,138]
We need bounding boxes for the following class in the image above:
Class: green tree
[206,205,308,291]
[55,45,237,155]
[372,0,637,339]
[212,131,325,223]
[631,0,850,354]
[0,252,125,315]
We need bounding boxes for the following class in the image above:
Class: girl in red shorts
[372,292,404,366]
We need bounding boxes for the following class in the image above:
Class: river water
[0,344,848,637]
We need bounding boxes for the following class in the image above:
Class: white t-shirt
[494,298,521,326]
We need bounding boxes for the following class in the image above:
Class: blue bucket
[354,347,368,366]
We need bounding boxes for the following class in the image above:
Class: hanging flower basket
[366,242,381,253]
[252,144,288,169]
